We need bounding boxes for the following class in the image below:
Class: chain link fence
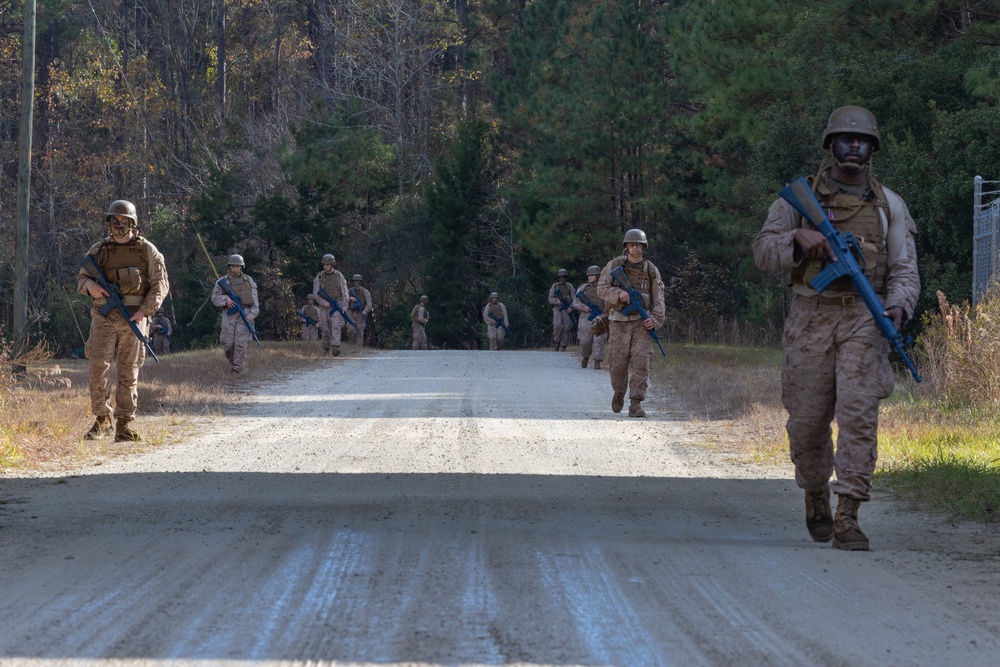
[973,175,1000,306]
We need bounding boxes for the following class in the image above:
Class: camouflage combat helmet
[106,200,137,226]
[622,228,647,247]
[557,268,569,277]
[352,274,362,281]
[489,292,499,299]
[419,295,429,303]
[155,307,165,314]
[586,265,602,276]
[821,106,881,151]
[227,254,245,267]
[306,294,316,301]
[322,253,336,264]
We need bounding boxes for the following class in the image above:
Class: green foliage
[425,120,495,348]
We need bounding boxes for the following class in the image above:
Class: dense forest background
[2,0,1000,353]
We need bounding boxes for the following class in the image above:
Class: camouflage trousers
[220,312,253,372]
[321,309,345,350]
[86,306,147,420]
[347,313,366,346]
[608,319,652,401]
[301,324,319,341]
[781,297,896,501]
[152,333,171,355]
[487,323,506,350]
[577,319,606,361]
[552,308,574,348]
[412,322,428,350]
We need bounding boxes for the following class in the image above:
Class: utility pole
[13,0,37,355]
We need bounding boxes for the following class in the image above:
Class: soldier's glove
[591,314,609,337]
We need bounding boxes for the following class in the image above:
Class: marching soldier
[78,199,169,442]
[411,295,430,350]
[753,106,920,551]
[597,229,666,418]
[573,265,608,369]
[482,292,510,350]
[348,274,373,346]
[298,294,320,341]
[151,307,173,355]
[312,253,353,356]
[210,254,259,374]
[548,268,576,351]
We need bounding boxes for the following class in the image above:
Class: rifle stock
[83,255,159,362]
[778,176,921,382]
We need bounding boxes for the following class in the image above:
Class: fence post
[974,176,983,306]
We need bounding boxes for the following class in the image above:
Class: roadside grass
[656,343,787,463]
[657,342,1000,523]
[1,340,334,471]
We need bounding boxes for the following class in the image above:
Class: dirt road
[2,349,999,666]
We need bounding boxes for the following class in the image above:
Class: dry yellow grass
[1,340,336,471]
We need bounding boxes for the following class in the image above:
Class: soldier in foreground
[597,229,665,418]
[482,292,510,350]
[298,294,320,341]
[548,268,576,351]
[573,265,608,369]
[78,200,169,442]
[210,254,259,374]
[151,307,173,355]
[348,274,373,346]
[753,106,920,551]
[411,295,430,350]
[312,253,352,356]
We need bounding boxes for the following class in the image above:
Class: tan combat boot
[581,356,589,368]
[83,416,113,440]
[114,419,143,443]
[553,342,560,351]
[332,346,341,357]
[804,484,834,542]
[833,495,869,551]
[594,360,602,370]
[612,391,625,413]
[628,399,646,418]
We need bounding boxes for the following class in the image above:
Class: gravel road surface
[2,349,999,666]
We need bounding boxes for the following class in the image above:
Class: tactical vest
[579,283,601,306]
[553,282,572,302]
[318,271,344,299]
[488,302,504,320]
[350,287,368,310]
[95,237,151,306]
[791,169,889,295]
[227,274,255,308]
[610,257,652,312]
[411,304,424,323]
[303,304,320,321]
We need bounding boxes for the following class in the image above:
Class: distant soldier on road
[597,229,666,418]
[211,254,259,374]
[753,106,920,551]
[548,268,576,351]
[151,307,173,356]
[312,253,353,357]
[78,199,169,442]
[348,274,373,347]
[574,265,608,370]
[482,292,510,350]
[412,295,430,350]
[298,294,320,341]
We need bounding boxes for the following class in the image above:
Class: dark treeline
[2,0,999,353]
